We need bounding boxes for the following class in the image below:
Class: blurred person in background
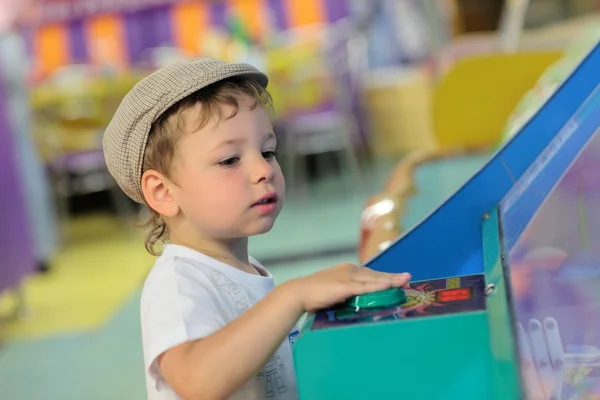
[0,0,59,272]
[352,0,432,68]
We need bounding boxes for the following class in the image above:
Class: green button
[345,287,406,311]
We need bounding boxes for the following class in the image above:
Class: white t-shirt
[141,244,299,400]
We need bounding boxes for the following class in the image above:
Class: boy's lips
[251,193,279,214]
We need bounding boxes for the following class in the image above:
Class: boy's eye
[262,151,277,160]
[219,157,240,167]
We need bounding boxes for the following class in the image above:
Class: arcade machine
[293,42,600,399]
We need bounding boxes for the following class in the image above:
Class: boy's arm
[159,263,410,400]
[159,280,303,400]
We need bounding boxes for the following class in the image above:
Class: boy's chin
[249,224,276,236]
[244,220,277,236]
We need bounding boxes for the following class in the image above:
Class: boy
[103,58,411,400]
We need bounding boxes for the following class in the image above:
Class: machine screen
[499,86,600,399]
[311,274,486,330]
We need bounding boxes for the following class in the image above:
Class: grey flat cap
[103,57,269,203]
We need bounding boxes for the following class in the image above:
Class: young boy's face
[171,94,285,239]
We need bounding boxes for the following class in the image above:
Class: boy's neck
[170,233,254,273]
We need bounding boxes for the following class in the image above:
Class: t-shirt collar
[161,243,273,281]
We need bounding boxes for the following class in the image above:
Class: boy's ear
[141,170,179,218]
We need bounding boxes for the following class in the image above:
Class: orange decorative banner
[171,1,208,56]
[283,0,325,27]
[34,23,70,74]
[228,0,267,39]
[84,14,128,68]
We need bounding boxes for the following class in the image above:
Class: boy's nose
[253,157,275,184]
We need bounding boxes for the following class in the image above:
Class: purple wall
[209,0,228,28]
[68,19,88,63]
[324,0,349,22]
[124,5,174,64]
[266,0,288,32]
[0,71,35,293]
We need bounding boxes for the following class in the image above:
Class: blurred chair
[32,64,136,243]
[266,20,364,196]
[432,51,563,150]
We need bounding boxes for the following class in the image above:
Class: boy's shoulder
[142,245,221,292]
[142,244,274,299]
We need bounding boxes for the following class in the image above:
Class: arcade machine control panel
[315,275,486,330]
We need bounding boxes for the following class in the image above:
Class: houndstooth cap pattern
[102,57,269,203]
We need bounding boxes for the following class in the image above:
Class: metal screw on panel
[485,284,496,296]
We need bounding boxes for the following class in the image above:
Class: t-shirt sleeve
[140,258,227,385]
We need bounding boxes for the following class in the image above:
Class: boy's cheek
[277,175,286,197]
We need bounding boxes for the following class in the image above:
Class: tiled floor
[0,154,487,399]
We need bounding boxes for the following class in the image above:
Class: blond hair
[141,76,273,255]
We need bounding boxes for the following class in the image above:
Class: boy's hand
[290,263,411,312]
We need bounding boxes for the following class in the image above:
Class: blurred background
[0,0,599,398]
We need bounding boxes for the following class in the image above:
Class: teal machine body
[293,43,600,399]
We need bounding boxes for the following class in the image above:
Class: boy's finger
[391,273,411,286]
[350,280,393,295]
[353,271,411,284]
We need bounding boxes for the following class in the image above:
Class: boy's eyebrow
[212,138,244,151]
[211,132,276,152]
